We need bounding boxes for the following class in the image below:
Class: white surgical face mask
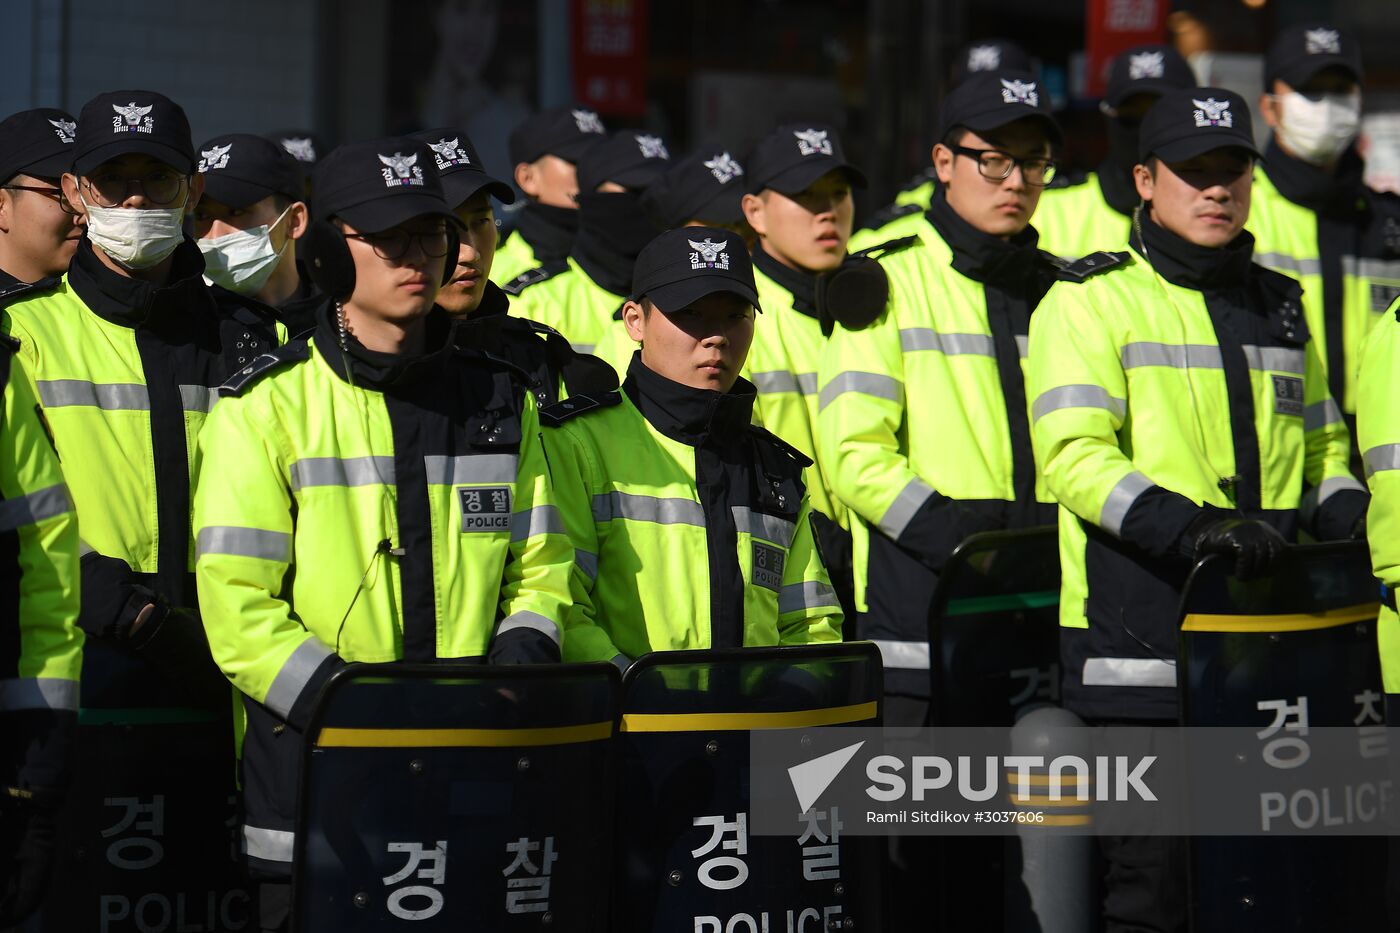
[82,194,187,270]
[1274,90,1362,167]
[198,205,293,296]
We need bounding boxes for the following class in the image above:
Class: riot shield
[38,638,246,933]
[293,663,620,932]
[617,643,882,933]
[1178,541,1386,932]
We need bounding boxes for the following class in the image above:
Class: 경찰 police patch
[1272,375,1304,416]
[752,541,785,592]
[460,486,512,532]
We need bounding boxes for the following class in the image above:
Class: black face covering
[1098,117,1145,216]
[572,191,661,295]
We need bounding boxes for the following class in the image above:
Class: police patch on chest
[459,486,512,532]
[1272,375,1304,417]
[753,542,786,592]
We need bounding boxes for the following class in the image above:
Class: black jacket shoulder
[503,260,570,296]
[0,275,61,310]
[537,390,623,427]
[218,340,311,397]
[1051,250,1132,283]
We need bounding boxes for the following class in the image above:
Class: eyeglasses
[951,145,1057,187]
[344,229,450,261]
[1,184,76,214]
[81,170,188,208]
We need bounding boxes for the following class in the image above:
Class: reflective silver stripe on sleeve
[1240,345,1305,375]
[797,373,818,395]
[510,504,566,542]
[575,549,598,580]
[899,328,996,357]
[871,639,930,670]
[731,506,796,547]
[497,610,561,645]
[817,372,903,411]
[1303,398,1344,432]
[591,491,706,527]
[778,581,840,614]
[1255,252,1322,277]
[178,384,219,414]
[1015,334,1029,359]
[37,380,149,410]
[289,456,395,490]
[263,638,335,720]
[0,678,79,712]
[78,538,95,558]
[423,454,520,485]
[1121,343,1222,370]
[1082,657,1176,688]
[752,371,799,394]
[1099,471,1154,537]
[0,483,72,532]
[1365,444,1400,479]
[196,526,292,562]
[244,825,295,863]
[878,476,936,540]
[1030,385,1126,423]
[1314,474,1367,504]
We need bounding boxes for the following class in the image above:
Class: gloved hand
[488,627,562,665]
[0,794,57,926]
[76,554,169,640]
[1181,511,1287,580]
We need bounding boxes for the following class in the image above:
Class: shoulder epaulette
[503,260,569,296]
[218,341,310,396]
[0,275,60,309]
[0,332,18,354]
[748,424,814,470]
[859,202,921,234]
[853,234,919,262]
[537,390,623,427]
[519,317,564,339]
[1053,250,1131,282]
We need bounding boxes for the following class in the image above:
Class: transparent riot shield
[292,663,620,932]
[617,643,882,933]
[1179,541,1386,932]
[38,638,246,933]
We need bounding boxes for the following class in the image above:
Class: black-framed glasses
[81,170,188,208]
[344,229,450,261]
[1,184,76,214]
[951,145,1057,187]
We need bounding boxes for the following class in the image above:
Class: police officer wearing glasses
[0,108,83,290]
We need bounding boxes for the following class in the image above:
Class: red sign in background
[571,0,650,118]
[1085,0,1170,98]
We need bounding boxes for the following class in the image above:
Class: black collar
[751,243,820,319]
[924,191,1047,289]
[623,353,756,448]
[450,281,510,348]
[512,203,578,264]
[1262,137,1367,218]
[314,301,462,389]
[0,266,20,290]
[66,236,211,328]
[1130,211,1254,291]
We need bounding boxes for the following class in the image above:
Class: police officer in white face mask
[194,133,320,335]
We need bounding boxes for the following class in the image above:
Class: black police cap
[268,130,325,165]
[632,227,760,313]
[938,71,1063,148]
[0,108,76,183]
[641,148,746,228]
[73,90,193,175]
[576,131,672,194]
[409,128,516,208]
[508,106,607,166]
[1104,45,1196,108]
[952,38,1033,86]
[313,138,460,233]
[1265,23,1362,90]
[1138,87,1261,163]
[744,124,866,197]
[197,134,305,210]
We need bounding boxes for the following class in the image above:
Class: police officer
[410,126,617,406]
[1250,23,1380,417]
[1029,88,1364,931]
[0,108,82,288]
[1034,44,1196,259]
[543,227,842,663]
[0,347,81,928]
[193,137,575,932]
[506,130,670,353]
[194,133,321,335]
[819,72,1063,724]
[493,106,607,285]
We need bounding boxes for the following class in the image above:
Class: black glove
[1181,511,1287,580]
[76,554,169,640]
[0,795,57,926]
[488,627,562,665]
